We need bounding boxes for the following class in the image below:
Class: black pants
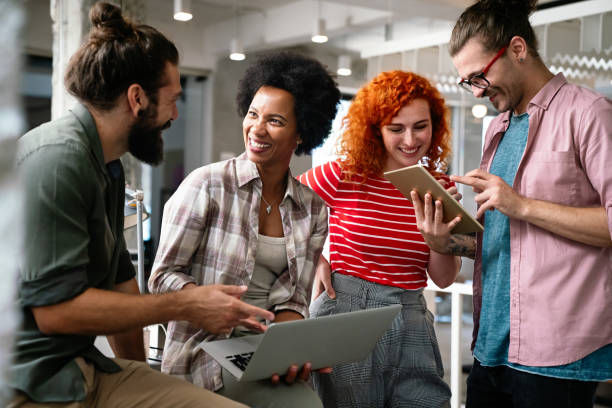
[466,358,598,408]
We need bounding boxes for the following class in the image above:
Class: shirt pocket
[523,151,578,205]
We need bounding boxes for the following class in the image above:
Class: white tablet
[384,164,483,234]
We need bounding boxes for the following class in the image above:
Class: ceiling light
[337,55,352,76]
[384,22,393,42]
[174,0,193,21]
[384,0,393,41]
[312,18,328,43]
[229,38,245,61]
[472,104,488,119]
[229,7,245,61]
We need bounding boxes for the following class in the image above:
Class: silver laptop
[198,304,401,381]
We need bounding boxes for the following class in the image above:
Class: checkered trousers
[310,273,451,408]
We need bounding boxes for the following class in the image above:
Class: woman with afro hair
[149,50,340,407]
[299,70,459,407]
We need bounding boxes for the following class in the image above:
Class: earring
[519,57,524,62]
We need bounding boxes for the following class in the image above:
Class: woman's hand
[312,255,335,300]
[410,190,461,254]
[446,185,462,202]
[270,363,333,385]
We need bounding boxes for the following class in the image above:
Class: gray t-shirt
[242,234,288,311]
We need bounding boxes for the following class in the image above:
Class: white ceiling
[139,0,612,96]
[160,0,561,26]
[147,0,579,58]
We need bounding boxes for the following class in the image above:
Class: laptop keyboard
[226,352,254,371]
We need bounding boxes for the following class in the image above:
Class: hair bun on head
[89,1,131,34]
[481,0,537,16]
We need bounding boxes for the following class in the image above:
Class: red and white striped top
[299,160,448,290]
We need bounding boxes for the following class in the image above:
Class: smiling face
[243,86,300,171]
[381,98,433,173]
[452,38,524,114]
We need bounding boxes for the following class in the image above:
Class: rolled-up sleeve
[115,244,136,284]
[578,96,612,238]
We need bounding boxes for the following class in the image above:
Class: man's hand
[410,190,461,254]
[312,255,335,300]
[181,284,275,334]
[451,169,526,219]
[452,169,612,248]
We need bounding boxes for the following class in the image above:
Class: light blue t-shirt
[475,112,612,381]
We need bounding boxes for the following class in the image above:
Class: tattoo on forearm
[447,233,476,259]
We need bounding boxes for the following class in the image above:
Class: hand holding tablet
[384,165,483,234]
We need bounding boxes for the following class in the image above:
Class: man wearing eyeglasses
[413,0,612,407]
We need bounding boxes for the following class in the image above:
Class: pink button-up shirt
[473,74,612,366]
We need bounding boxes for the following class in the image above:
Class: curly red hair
[338,70,452,179]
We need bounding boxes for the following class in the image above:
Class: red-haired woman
[299,70,459,407]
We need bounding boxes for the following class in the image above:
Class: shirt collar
[285,170,305,210]
[236,152,261,187]
[494,73,567,130]
[235,152,305,210]
[69,103,108,175]
[528,72,567,111]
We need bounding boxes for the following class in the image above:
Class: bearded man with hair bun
[8,2,269,407]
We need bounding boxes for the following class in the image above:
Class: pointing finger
[451,175,488,192]
[216,284,249,297]
[238,302,275,322]
[463,168,490,179]
[238,317,268,333]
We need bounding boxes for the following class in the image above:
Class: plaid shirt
[149,154,328,390]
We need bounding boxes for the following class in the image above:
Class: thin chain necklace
[261,179,287,215]
[261,195,276,215]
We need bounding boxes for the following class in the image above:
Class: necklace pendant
[266,205,272,215]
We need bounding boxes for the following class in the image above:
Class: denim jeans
[466,358,598,408]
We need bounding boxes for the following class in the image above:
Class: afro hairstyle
[236,50,341,155]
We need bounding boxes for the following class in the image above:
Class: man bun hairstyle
[449,0,539,58]
[65,1,179,110]
[236,50,340,156]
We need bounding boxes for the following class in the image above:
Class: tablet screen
[384,165,483,234]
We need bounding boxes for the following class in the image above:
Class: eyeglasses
[458,46,507,93]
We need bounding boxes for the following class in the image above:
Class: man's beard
[127,104,171,166]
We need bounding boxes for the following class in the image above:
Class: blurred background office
[0,0,23,405]
[14,1,612,406]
